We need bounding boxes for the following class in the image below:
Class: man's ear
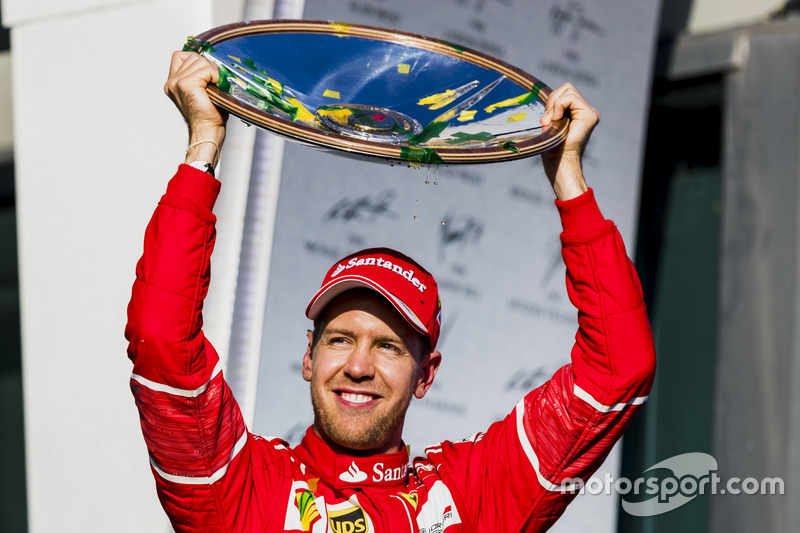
[414,350,442,399]
[302,330,314,382]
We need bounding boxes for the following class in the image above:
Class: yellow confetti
[436,109,457,122]
[268,78,284,94]
[397,64,411,74]
[484,93,530,113]
[507,111,528,123]
[418,89,457,110]
[247,70,284,95]
[323,89,341,99]
[457,110,477,122]
[227,55,242,63]
[287,98,316,123]
[316,107,352,124]
[330,22,352,34]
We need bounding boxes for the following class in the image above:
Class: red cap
[306,247,442,349]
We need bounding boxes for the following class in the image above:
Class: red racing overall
[126,165,655,532]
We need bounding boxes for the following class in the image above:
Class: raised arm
[425,84,656,532]
[125,53,256,532]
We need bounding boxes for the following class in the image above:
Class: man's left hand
[539,83,600,200]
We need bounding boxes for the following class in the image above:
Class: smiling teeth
[341,392,373,404]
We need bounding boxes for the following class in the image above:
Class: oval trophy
[186,20,569,165]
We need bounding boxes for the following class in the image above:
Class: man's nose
[343,342,376,380]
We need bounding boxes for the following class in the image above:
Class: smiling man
[125,51,656,532]
[304,252,442,455]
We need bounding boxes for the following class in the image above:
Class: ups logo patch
[328,505,369,533]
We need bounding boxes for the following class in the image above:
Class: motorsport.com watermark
[559,452,784,517]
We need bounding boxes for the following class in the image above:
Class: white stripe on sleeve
[131,361,223,398]
[573,384,648,413]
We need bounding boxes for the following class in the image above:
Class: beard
[310,383,413,452]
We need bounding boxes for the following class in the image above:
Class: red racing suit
[126,165,656,532]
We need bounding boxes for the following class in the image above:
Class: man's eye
[379,343,400,352]
[323,336,349,346]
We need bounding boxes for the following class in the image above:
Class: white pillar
[4,0,248,530]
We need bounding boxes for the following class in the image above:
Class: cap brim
[306,275,428,336]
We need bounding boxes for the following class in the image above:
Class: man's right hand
[164,51,228,166]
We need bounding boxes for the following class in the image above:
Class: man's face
[302,290,441,454]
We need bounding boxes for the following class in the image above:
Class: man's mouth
[337,391,378,405]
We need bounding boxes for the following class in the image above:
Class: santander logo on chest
[338,460,409,484]
[338,462,368,483]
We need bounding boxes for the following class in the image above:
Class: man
[126,51,656,532]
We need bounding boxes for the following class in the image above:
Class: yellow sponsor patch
[329,505,369,533]
[294,490,321,532]
[399,492,419,510]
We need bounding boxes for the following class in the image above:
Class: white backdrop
[5,0,251,531]
[250,1,661,531]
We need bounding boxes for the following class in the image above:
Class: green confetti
[391,122,415,136]
[245,84,298,120]
[250,72,283,96]
[270,79,285,96]
[515,91,538,107]
[400,146,444,165]
[502,141,520,153]
[217,65,232,93]
[409,121,449,145]
[244,84,271,101]
[439,39,467,54]
[235,58,286,97]
[249,73,268,87]
[445,131,494,144]
[183,38,216,53]
[530,80,547,100]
